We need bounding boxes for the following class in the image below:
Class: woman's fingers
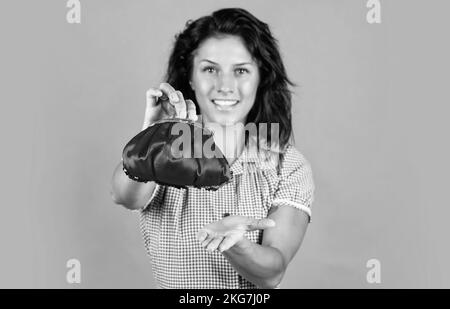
[206,236,224,252]
[197,226,245,253]
[159,83,177,100]
[159,82,181,111]
[174,91,187,119]
[201,232,215,248]
[196,230,208,243]
[246,218,276,231]
[159,83,178,118]
[159,83,191,119]
[186,99,198,121]
[142,83,194,131]
[218,232,243,252]
[198,230,225,252]
[146,88,163,107]
[142,88,164,130]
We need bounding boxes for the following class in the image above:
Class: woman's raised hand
[142,82,198,131]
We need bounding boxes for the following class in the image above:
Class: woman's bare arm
[197,205,309,288]
[222,205,309,288]
[110,161,156,210]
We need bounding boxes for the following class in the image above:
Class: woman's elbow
[110,190,143,210]
[263,250,287,288]
[258,274,283,289]
[257,264,286,289]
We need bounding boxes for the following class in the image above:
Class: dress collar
[229,138,282,176]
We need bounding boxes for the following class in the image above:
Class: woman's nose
[216,74,235,94]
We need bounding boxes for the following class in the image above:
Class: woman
[110,8,315,289]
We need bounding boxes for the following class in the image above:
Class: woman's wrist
[226,236,253,254]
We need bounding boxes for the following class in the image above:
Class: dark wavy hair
[165,8,294,151]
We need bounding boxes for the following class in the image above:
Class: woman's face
[190,35,260,126]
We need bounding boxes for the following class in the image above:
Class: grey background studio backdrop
[0,0,449,288]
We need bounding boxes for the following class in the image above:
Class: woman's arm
[197,205,309,288]
[110,160,156,210]
[223,205,309,288]
[221,237,285,289]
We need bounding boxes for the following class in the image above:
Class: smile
[211,99,239,107]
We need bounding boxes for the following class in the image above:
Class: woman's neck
[205,122,246,165]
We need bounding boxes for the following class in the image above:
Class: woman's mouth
[211,99,239,111]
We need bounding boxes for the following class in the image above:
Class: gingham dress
[139,143,315,289]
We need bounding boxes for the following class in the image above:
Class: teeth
[213,100,238,106]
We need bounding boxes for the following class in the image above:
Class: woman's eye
[235,68,249,75]
[203,67,216,73]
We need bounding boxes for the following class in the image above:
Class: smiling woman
[110,7,315,289]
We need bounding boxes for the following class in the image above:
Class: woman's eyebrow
[200,59,218,65]
[200,59,254,66]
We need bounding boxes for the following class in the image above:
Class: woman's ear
[189,81,195,91]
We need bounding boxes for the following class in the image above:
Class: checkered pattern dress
[139,143,315,289]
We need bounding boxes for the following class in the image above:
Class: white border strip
[272,198,312,218]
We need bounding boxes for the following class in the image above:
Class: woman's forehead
[194,35,255,65]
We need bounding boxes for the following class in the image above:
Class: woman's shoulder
[281,144,309,163]
[244,141,312,176]
[277,144,313,176]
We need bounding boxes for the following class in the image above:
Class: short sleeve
[271,145,315,222]
[142,183,166,211]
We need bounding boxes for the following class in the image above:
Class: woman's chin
[201,114,240,127]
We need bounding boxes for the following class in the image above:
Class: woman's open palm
[197,215,276,252]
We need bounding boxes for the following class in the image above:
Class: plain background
[0,0,449,288]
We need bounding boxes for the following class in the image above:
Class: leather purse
[122,118,232,190]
